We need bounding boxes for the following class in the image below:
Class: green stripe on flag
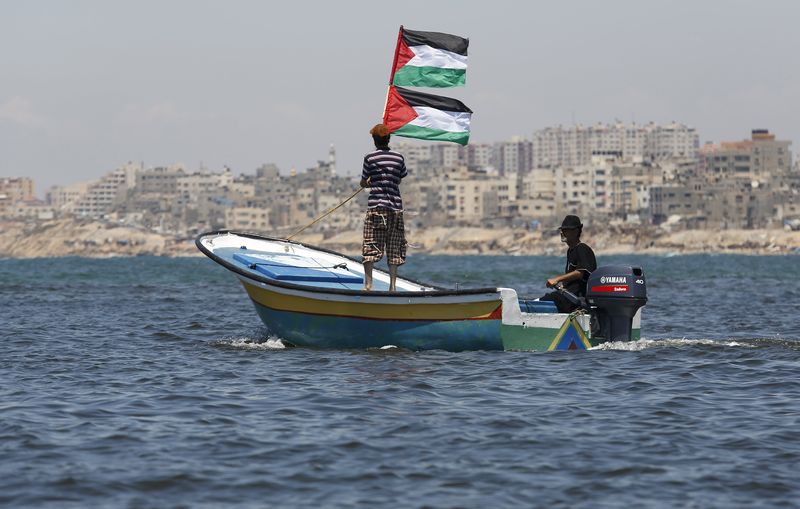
[393,124,470,145]
[392,66,466,88]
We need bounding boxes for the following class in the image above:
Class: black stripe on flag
[394,86,473,114]
[402,28,469,56]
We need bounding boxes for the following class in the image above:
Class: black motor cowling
[585,265,647,342]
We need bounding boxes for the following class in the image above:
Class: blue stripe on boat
[518,300,558,313]
[251,300,502,351]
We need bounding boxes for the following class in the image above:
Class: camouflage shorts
[362,207,406,265]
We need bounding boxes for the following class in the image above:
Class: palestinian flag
[390,27,469,88]
[383,86,472,145]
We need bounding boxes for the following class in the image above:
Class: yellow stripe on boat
[241,281,501,321]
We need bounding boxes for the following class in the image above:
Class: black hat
[558,215,583,230]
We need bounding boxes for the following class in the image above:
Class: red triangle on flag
[393,38,415,74]
[383,86,418,132]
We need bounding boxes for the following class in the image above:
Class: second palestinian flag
[383,86,472,145]
[390,27,469,88]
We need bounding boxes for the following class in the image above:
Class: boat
[196,231,647,351]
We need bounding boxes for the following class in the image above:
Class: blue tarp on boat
[232,252,363,284]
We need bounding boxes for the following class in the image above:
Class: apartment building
[650,185,705,226]
[533,122,699,168]
[73,163,139,217]
[441,166,519,224]
[224,207,271,231]
[395,138,532,176]
[177,169,233,200]
[0,177,35,217]
[700,129,792,185]
[136,165,186,194]
[649,130,792,227]
[467,143,492,169]
[0,177,34,201]
[47,182,90,213]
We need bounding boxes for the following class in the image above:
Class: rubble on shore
[1,219,799,259]
[0,219,196,258]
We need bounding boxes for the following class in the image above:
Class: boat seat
[232,253,363,284]
[518,299,559,314]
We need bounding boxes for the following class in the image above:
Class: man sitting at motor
[540,214,597,313]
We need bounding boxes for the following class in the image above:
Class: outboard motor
[585,265,647,342]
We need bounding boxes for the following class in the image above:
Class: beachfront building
[700,129,792,185]
[554,164,593,219]
[0,177,35,217]
[773,172,800,222]
[430,144,465,170]
[650,130,793,228]
[395,137,532,177]
[467,143,493,170]
[0,177,34,202]
[0,178,55,220]
[47,182,90,215]
[72,163,140,218]
[176,169,234,205]
[227,177,257,200]
[698,129,792,228]
[606,162,663,220]
[520,150,665,223]
[136,165,187,194]
[650,185,701,226]
[392,142,433,174]
[225,206,271,232]
[532,122,699,168]
[646,123,700,160]
[515,168,557,221]
[439,166,518,224]
[494,137,533,176]
[11,201,56,221]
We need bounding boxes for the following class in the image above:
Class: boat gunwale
[195,230,501,298]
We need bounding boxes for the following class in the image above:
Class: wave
[211,336,287,350]
[591,338,759,351]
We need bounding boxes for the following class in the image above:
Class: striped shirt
[361,148,407,210]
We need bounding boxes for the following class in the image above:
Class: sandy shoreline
[1,219,799,259]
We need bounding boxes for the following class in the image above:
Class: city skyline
[2,1,799,193]
[7,123,800,196]
[3,121,796,235]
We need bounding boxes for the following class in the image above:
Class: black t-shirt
[564,243,597,296]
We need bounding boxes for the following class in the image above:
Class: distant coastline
[1,219,799,259]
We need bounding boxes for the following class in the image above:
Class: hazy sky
[2,0,799,195]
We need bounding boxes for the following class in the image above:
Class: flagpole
[381,86,391,125]
[388,25,404,85]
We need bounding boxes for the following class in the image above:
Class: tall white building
[392,142,433,173]
[532,122,699,168]
[177,170,232,202]
[73,162,140,217]
[493,137,533,175]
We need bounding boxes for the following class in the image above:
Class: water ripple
[1,255,799,508]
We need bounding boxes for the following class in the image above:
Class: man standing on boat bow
[360,123,408,291]
[541,214,597,312]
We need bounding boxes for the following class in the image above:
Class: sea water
[1,254,799,508]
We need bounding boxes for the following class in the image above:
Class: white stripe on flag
[407,45,468,70]
[408,107,471,133]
